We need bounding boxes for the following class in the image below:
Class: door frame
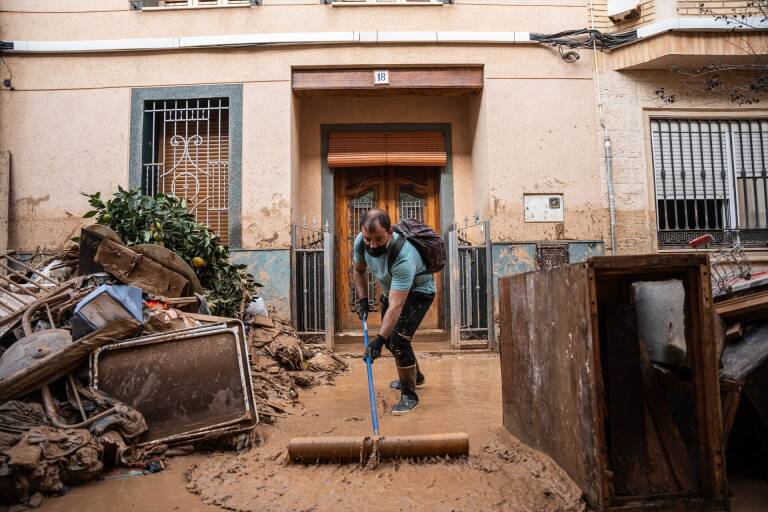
[321,123,455,332]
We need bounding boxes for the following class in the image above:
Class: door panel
[335,166,441,332]
[388,167,441,330]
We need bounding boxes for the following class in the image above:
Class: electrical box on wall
[524,194,564,222]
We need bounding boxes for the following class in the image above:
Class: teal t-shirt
[353,232,436,297]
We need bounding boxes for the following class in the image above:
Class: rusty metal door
[448,219,495,350]
[291,220,334,347]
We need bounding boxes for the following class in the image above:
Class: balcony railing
[328,0,447,5]
[133,0,256,9]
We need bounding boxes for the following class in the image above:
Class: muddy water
[187,353,585,512]
[36,353,585,512]
[37,453,220,512]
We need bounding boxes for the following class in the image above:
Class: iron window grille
[652,119,768,249]
[140,97,231,245]
[132,0,257,9]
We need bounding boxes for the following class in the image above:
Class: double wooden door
[335,166,441,332]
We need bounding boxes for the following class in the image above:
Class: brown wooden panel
[498,265,604,508]
[386,132,446,166]
[328,132,446,168]
[335,166,441,332]
[328,133,387,168]
[293,67,483,97]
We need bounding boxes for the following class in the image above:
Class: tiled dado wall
[232,241,605,320]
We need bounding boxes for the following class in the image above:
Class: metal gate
[448,219,495,350]
[290,220,334,347]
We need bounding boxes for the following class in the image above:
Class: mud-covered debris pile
[247,309,347,422]
[0,189,347,508]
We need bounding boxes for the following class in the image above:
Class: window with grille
[138,0,253,8]
[651,119,768,248]
[330,0,446,6]
[141,98,231,245]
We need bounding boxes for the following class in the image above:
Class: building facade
[0,0,766,343]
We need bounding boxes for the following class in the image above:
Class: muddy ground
[36,352,768,512]
[187,353,585,512]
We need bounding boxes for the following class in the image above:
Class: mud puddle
[187,353,586,512]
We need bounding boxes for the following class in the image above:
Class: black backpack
[387,219,446,275]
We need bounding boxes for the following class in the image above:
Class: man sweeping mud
[352,208,444,415]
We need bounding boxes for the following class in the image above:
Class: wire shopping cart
[688,234,752,296]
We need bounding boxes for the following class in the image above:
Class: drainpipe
[589,0,618,255]
[604,137,618,253]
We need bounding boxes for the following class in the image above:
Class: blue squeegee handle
[361,318,380,436]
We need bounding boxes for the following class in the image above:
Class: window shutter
[328,131,447,168]
[327,133,387,167]
[730,120,768,180]
[730,119,768,229]
[651,119,730,201]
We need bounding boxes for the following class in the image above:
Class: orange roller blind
[328,131,446,168]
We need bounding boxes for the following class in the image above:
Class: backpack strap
[387,235,407,275]
[355,237,366,264]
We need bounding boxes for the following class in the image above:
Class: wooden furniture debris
[95,239,189,297]
[719,322,768,450]
[725,323,743,343]
[714,288,768,323]
[498,255,727,511]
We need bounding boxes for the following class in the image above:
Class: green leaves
[81,188,257,318]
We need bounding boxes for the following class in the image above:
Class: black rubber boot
[390,364,425,390]
[392,364,419,415]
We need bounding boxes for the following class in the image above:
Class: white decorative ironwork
[347,190,379,310]
[398,190,425,222]
[141,98,230,243]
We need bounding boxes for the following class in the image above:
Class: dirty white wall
[0,0,605,252]
[241,81,294,249]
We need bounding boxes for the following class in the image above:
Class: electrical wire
[530,28,637,51]
[0,55,12,81]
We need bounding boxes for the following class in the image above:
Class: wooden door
[335,166,441,332]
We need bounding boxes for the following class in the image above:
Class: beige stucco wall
[597,68,768,254]
[483,75,603,242]
[0,0,586,40]
[679,1,751,16]
[0,87,131,249]
[0,0,609,251]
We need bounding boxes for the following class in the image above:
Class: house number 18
[374,70,390,85]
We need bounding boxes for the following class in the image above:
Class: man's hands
[355,297,371,321]
[363,335,387,363]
